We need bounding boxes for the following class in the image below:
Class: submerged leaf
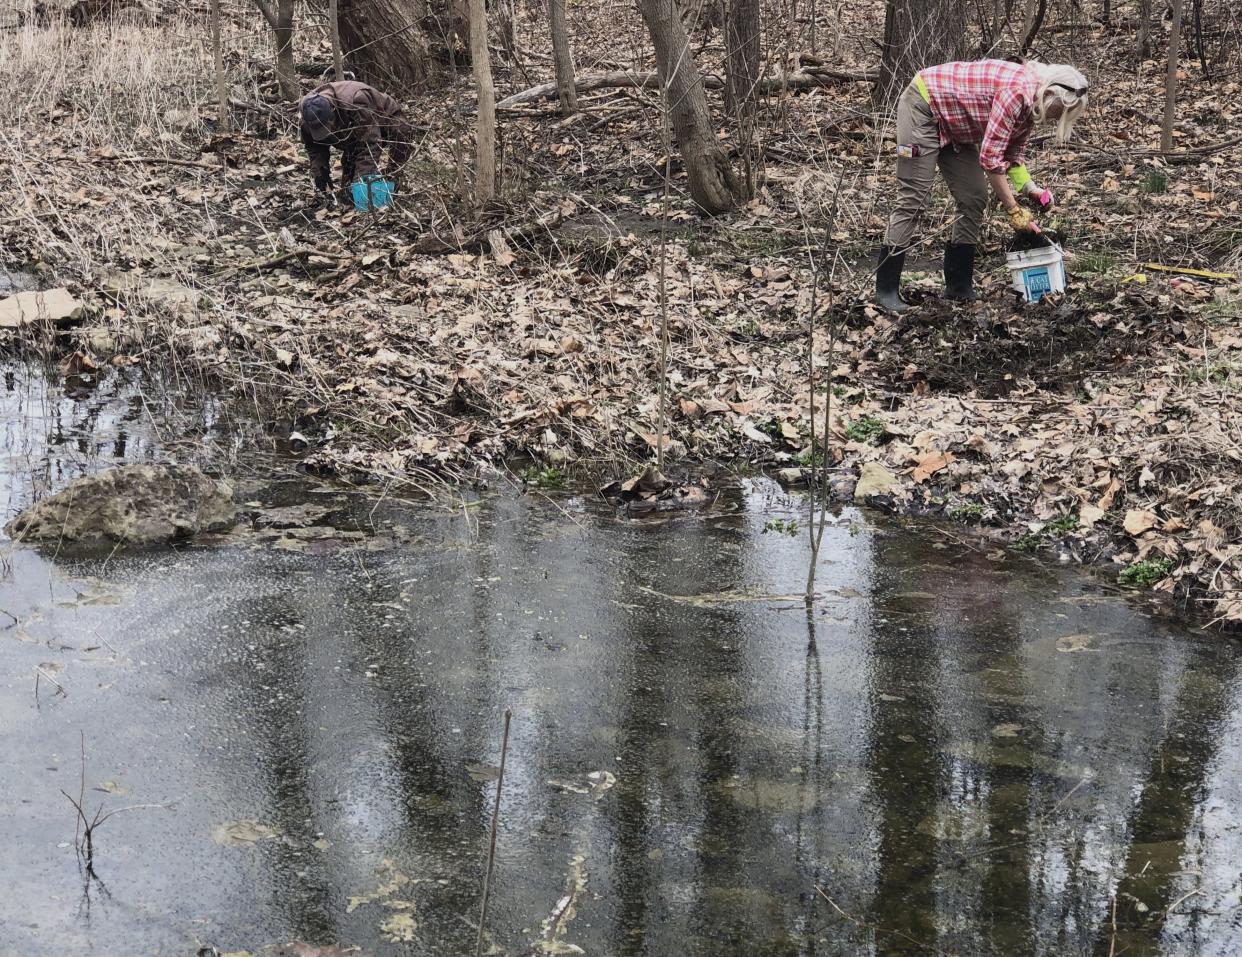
[1055,634,1093,653]
[380,913,417,942]
[466,762,502,782]
[213,820,281,846]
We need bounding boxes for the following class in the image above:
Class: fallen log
[496,68,875,110]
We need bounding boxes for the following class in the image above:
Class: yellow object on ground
[1123,273,1148,284]
[1143,263,1236,281]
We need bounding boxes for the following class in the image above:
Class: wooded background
[19,0,1240,213]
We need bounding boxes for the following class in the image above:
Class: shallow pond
[2,361,1242,956]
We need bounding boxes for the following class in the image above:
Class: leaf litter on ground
[3,3,1242,626]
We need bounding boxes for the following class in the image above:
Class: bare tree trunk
[469,0,496,202]
[725,0,760,195]
[1162,0,1184,151]
[724,0,760,121]
[1192,0,1209,80]
[639,0,745,214]
[253,0,300,100]
[549,0,577,116]
[1137,0,1152,61]
[338,0,430,91]
[984,0,1007,52]
[274,0,296,98]
[329,0,344,80]
[496,0,527,80]
[877,0,967,103]
[210,0,231,133]
[1019,0,1047,54]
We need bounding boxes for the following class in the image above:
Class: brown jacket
[300,80,413,183]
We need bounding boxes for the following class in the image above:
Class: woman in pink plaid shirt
[876,59,1089,312]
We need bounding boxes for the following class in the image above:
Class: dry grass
[0,15,213,289]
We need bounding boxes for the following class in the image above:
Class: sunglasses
[1051,82,1089,97]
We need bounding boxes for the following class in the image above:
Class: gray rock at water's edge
[0,288,86,329]
[854,461,900,502]
[101,271,202,314]
[775,467,809,488]
[5,464,235,545]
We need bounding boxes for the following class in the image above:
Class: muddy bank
[6,243,1237,628]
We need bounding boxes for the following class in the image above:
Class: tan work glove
[1007,205,1039,233]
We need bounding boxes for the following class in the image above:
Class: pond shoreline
[0,341,1217,637]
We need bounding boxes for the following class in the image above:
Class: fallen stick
[86,155,227,171]
[35,667,66,698]
[1074,135,1242,170]
[226,247,352,274]
[497,68,875,110]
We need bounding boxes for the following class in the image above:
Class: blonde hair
[1027,62,1089,142]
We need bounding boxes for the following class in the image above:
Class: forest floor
[3,3,1242,623]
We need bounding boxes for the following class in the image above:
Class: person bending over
[876,59,1089,312]
[299,80,413,199]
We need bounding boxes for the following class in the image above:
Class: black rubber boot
[944,242,978,301]
[875,245,910,313]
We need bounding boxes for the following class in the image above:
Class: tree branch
[252,0,279,30]
[496,68,875,110]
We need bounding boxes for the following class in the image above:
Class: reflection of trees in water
[859,539,947,947]
[345,516,504,952]
[1101,658,1240,953]
[957,553,1037,953]
[1,362,240,515]
[204,536,497,952]
[210,583,338,944]
[791,605,830,955]
[609,512,782,954]
[857,534,1242,955]
[609,504,876,955]
[610,611,669,957]
[119,472,1242,955]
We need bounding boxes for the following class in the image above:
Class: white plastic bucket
[1007,243,1066,303]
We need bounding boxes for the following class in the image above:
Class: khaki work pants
[885,85,989,249]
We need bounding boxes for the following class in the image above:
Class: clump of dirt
[860,289,1193,398]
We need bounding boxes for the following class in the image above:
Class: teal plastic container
[351,175,394,211]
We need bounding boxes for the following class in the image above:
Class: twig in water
[59,732,172,877]
[813,886,949,954]
[475,708,513,957]
[1164,887,1203,919]
[35,666,67,702]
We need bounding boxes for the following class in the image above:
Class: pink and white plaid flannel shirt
[917,60,1039,173]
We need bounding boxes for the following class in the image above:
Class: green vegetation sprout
[843,417,885,444]
[520,465,568,490]
[1120,557,1173,589]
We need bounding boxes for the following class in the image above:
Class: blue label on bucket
[1024,267,1052,302]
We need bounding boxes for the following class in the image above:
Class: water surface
[2,361,1241,956]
